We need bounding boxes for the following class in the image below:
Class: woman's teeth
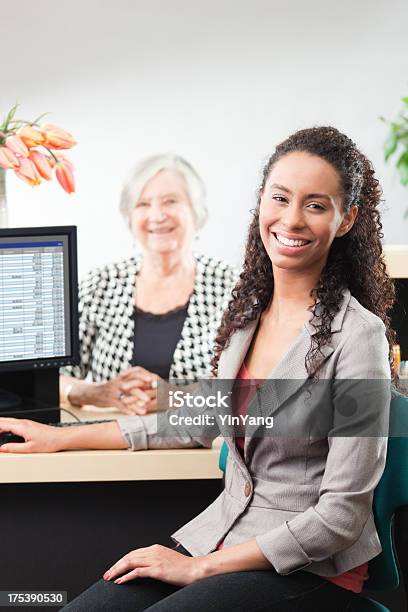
[149,228,174,234]
[274,233,310,247]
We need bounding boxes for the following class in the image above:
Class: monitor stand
[0,368,60,424]
[0,388,22,411]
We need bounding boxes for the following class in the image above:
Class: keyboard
[51,419,115,427]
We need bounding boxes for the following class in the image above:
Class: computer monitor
[0,225,79,422]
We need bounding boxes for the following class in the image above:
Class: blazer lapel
[216,288,352,456]
[216,318,259,459]
[243,328,314,441]
[245,288,352,440]
[120,256,141,372]
[217,317,259,380]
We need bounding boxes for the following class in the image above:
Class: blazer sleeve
[117,379,221,450]
[255,319,391,575]
[60,269,99,380]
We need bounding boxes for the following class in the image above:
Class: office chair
[218,391,408,612]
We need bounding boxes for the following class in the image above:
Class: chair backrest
[365,391,408,591]
[218,439,228,473]
[218,391,408,592]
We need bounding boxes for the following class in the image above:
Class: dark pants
[62,546,362,612]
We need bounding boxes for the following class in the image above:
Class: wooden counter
[0,406,223,484]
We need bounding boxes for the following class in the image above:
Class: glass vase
[0,168,8,228]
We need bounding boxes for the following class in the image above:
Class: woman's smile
[271,231,313,254]
[148,226,176,235]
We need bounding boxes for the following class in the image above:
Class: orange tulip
[41,123,76,149]
[5,135,29,157]
[17,125,45,147]
[0,146,20,169]
[55,159,75,193]
[47,155,57,168]
[14,157,41,186]
[55,152,74,170]
[29,150,53,180]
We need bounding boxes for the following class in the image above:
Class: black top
[131,303,189,379]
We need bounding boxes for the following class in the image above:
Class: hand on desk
[117,367,160,415]
[67,367,160,415]
[0,417,127,453]
[0,418,64,453]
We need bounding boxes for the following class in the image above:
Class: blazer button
[244,481,252,497]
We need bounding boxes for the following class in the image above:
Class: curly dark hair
[213,126,400,385]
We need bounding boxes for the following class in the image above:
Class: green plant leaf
[399,172,408,187]
[382,96,408,219]
[391,121,406,131]
[397,150,408,167]
[384,131,398,161]
[397,151,408,185]
[31,111,49,125]
[2,102,19,132]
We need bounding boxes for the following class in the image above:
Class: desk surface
[0,406,223,484]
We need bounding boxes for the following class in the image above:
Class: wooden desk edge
[0,440,224,484]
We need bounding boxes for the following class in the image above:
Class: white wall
[1,0,408,277]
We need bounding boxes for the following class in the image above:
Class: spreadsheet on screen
[0,235,72,363]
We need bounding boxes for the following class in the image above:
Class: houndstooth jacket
[61,253,239,382]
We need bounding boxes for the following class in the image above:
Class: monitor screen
[0,225,79,371]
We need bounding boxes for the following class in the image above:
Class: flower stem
[46,148,59,163]
[0,168,8,228]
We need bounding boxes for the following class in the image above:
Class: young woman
[3,128,397,610]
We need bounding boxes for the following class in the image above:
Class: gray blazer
[118,288,391,577]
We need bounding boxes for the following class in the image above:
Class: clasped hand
[95,366,160,415]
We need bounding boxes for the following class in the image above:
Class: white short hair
[119,153,208,230]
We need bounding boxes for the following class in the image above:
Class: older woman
[59,153,238,415]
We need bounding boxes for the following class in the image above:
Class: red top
[217,361,368,594]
